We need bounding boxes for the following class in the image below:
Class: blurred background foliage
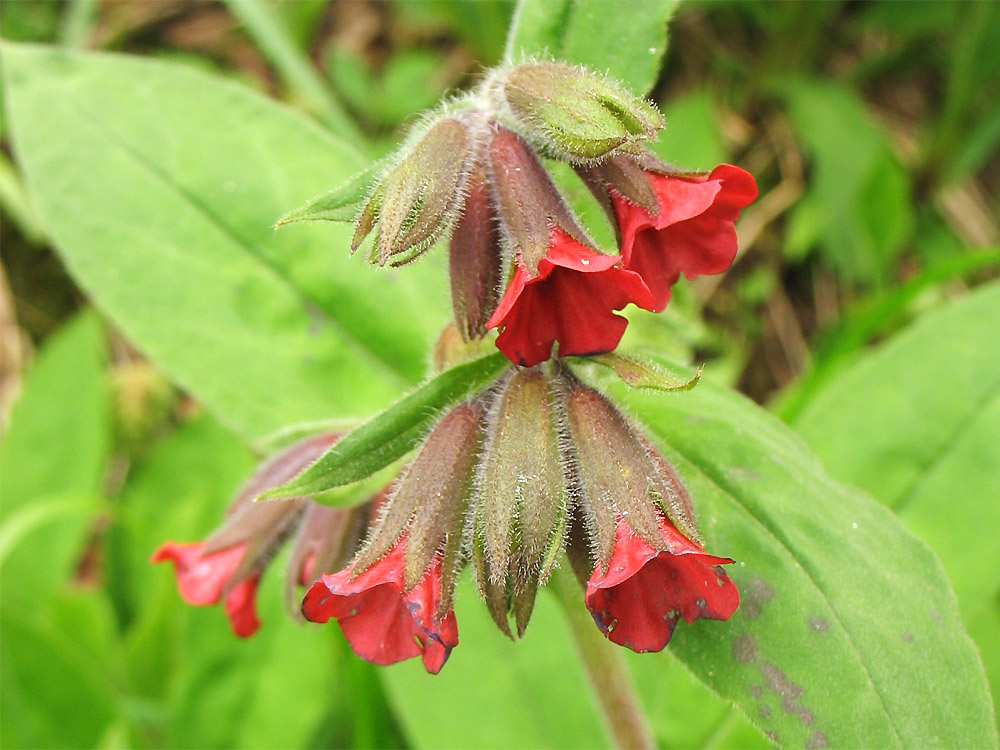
[1,1,998,748]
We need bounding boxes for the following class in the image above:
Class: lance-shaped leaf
[275,160,386,226]
[260,353,508,500]
[605,359,997,748]
[586,351,701,391]
[502,62,662,162]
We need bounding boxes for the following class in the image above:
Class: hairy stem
[550,563,656,750]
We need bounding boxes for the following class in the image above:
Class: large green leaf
[2,42,450,442]
[792,281,1000,719]
[598,363,997,748]
[504,0,678,95]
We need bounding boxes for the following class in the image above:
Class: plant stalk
[550,563,656,750]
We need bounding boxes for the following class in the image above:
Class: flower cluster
[156,367,739,673]
[281,61,756,369]
[157,60,753,675]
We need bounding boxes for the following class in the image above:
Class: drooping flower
[152,433,372,637]
[559,372,739,650]
[302,537,458,674]
[151,542,261,637]
[302,400,483,673]
[610,163,758,312]
[585,513,740,653]
[485,229,653,367]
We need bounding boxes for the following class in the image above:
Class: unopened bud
[474,369,567,634]
[502,62,663,162]
[449,172,502,339]
[488,128,591,275]
[562,381,700,571]
[354,117,474,266]
[352,400,484,613]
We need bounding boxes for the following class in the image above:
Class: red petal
[151,542,245,606]
[224,576,262,637]
[301,542,458,674]
[487,230,652,367]
[613,165,756,312]
[585,516,739,653]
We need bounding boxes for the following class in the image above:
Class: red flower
[302,537,458,674]
[613,164,757,312]
[486,229,653,367]
[586,513,739,653]
[151,542,261,637]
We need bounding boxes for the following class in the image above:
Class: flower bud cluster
[155,362,740,673]
[283,61,756,365]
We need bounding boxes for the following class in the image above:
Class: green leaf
[774,249,1000,422]
[276,159,385,226]
[2,42,450,441]
[504,0,679,95]
[776,79,914,285]
[0,311,109,512]
[586,351,701,391]
[262,353,510,499]
[599,360,997,748]
[0,608,117,748]
[791,281,1000,717]
[0,312,110,611]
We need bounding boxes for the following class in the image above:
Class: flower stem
[550,563,656,750]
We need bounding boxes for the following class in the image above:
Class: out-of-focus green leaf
[263,353,509,499]
[649,90,727,170]
[0,608,117,748]
[393,0,514,65]
[598,361,997,748]
[504,0,679,95]
[791,281,1000,714]
[0,311,108,512]
[327,48,450,129]
[0,312,109,614]
[223,0,360,140]
[774,249,1000,422]
[2,43,450,442]
[777,79,914,285]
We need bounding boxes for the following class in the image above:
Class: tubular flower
[560,373,740,650]
[152,433,372,637]
[485,229,653,367]
[609,162,758,312]
[302,400,484,673]
[585,514,740,653]
[302,538,458,674]
[151,543,261,637]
